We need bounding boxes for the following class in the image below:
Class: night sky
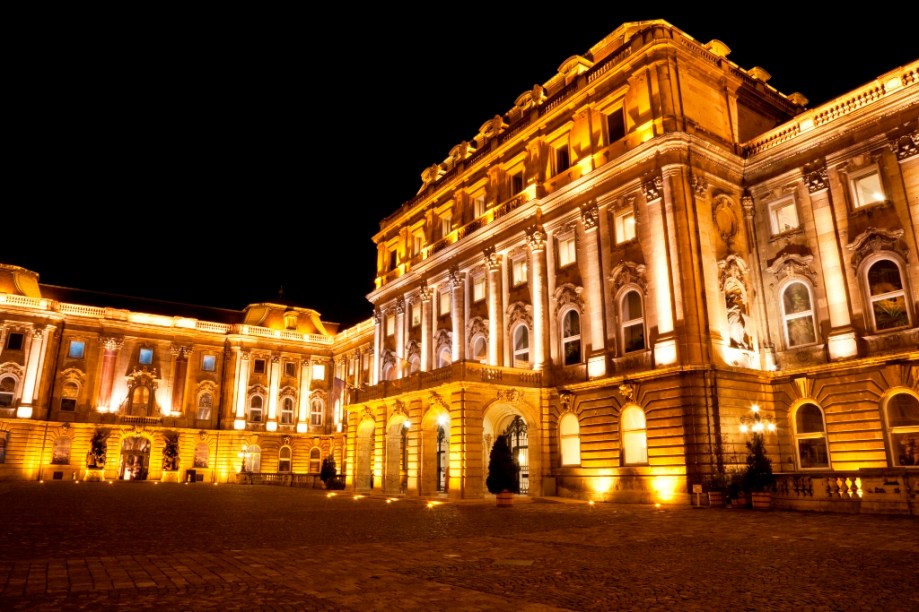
[5,11,915,329]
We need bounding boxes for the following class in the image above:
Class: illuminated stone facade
[0,20,916,513]
[350,21,919,513]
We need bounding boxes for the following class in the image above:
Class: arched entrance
[119,436,151,480]
[354,418,375,491]
[420,405,449,496]
[384,413,410,494]
[483,398,535,496]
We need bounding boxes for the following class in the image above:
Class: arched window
[621,405,648,465]
[887,392,919,467]
[248,395,263,422]
[437,347,452,368]
[278,446,292,472]
[561,309,581,366]
[310,397,324,426]
[0,376,15,407]
[512,325,530,368]
[130,385,152,416]
[471,336,487,363]
[559,413,580,466]
[193,442,209,468]
[794,403,829,468]
[247,445,262,473]
[279,397,294,424]
[309,448,321,473]
[781,281,817,347]
[61,381,79,412]
[620,290,645,353]
[51,436,71,465]
[197,393,212,420]
[866,259,910,331]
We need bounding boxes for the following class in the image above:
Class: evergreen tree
[486,434,519,494]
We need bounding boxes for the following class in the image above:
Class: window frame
[768,196,800,235]
[253,358,266,375]
[793,402,830,469]
[511,257,528,287]
[279,397,295,425]
[848,165,886,209]
[559,412,581,466]
[560,308,582,366]
[557,233,576,268]
[512,324,530,368]
[439,291,451,316]
[614,206,636,244]
[67,340,85,359]
[780,280,818,348]
[201,354,217,372]
[197,392,213,420]
[605,105,625,144]
[248,395,264,423]
[863,256,911,332]
[278,446,292,473]
[619,288,646,354]
[310,397,324,426]
[5,332,23,351]
[472,275,486,303]
[138,348,154,365]
[886,391,919,468]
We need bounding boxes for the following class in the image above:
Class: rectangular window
[850,167,885,208]
[201,355,217,372]
[284,361,296,377]
[558,235,576,267]
[614,207,636,243]
[512,258,528,286]
[67,340,85,359]
[439,291,451,316]
[606,107,625,143]
[440,213,452,238]
[5,333,23,351]
[253,359,266,374]
[511,172,524,195]
[412,231,424,256]
[0,392,12,407]
[553,140,570,175]
[769,197,799,234]
[139,348,154,365]
[411,303,421,327]
[472,276,485,302]
[0,431,8,463]
[386,313,395,336]
[311,363,325,381]
[388,248,398,271]
[60,398,76,411]
[474,195,486,218]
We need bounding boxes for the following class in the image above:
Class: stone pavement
[0,481,917,611]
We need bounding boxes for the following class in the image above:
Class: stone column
[395,297,406,377]
[17,327,50,418]
[644,174,678,365]
[372,309,382,385]
[297,359,312,433]
[420,282,433,371]
[484,247,503,366]
[580,204,606,375]
[526,217,549,370]
[266,355,281,431]
[233,350,251,428]
[450,267,466,363]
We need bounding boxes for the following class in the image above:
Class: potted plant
[744,430,775,509]
[85,427,109,481]
[320,455,344,489]
[704,471,731,508]
[161,431,179,481]
[486,434,519,507]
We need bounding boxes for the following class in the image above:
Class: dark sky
[5,11,915,329]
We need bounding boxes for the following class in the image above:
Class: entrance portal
[119,436,151,480]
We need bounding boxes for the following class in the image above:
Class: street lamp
[739,404,776,434]
[238,444,250,473]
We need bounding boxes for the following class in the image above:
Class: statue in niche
[725,288,751,350]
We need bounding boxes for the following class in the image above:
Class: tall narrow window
[472,276,485,302]
[61,381,78,412]
[561,310,581,366]
[197,393,213,420]
[411,302,422,327]
[248,396,263,422]
[439,291,451,316]
[310,448,321,473]
[474,195,486,218]
[440,213,452,238]
[511,258,527,286]
[794,403,829,468]
[0,377,15,407]
[606,107,625,143]
[769,197,799,234]
[558,235,576,267]
[782,282,817,347]
[511,171,524,195]
[559,413,580,466]
[621,405,648,465]
[553,139,570,175]
[867,259,909,331]
[386,313,395,336]
[278,446,292,473]
[621,290,645,353]
[887,393,919,467]
[280,397,294,424]
[310,398,323,426]
[614,207,636,243]
[513,326,530,368]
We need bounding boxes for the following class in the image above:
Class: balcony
[348,361,544,403]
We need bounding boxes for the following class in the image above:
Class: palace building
[2,20,917,514]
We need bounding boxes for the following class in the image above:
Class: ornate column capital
[581,203,599,230]
[484,246,500,271]
[99,336,124,351]
[641,173,663,202]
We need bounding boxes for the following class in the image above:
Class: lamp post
[238,444,250,474]
[739,404,776,435]
[739,404,776,509]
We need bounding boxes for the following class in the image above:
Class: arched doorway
[354,418,375,491]
[119,436,151,480]
[384,414,410,494]
[420,405,449,496]
[483,398,535,496]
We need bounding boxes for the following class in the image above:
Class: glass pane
[774,201,799,232]
[514,327,529,351]
[873,296,908,330]
[795,404,825,434]
[564,311,580,337]
[622,291,642,320]
[561,436,580,466]
[786,316,816,347]
[888,394,919,427]
[563,338,581,365]
[783,283,812,314]
[854,172,883,205]
[622,406,646,430]
[797,437,829,468]
[868,260,903,294]
[623,430,647,464]
[624,323,645,352]
[892,431,919,466]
